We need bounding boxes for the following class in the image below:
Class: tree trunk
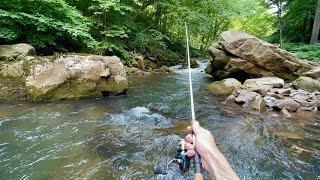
[276,1,283,47]
[200,36,205,51]
[310,0,320,45]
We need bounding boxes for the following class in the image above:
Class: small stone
[263,96,276,107]
[273,98,300,112]
[235,90,259,104]
[290,144,312,156]
[301,106,317,111]
[250,96,267,113]
[301,101,316,107]
[273,94,284,99]
[291,90,311,104]
[270,88,291,96]
[232,89,240,97]
[281,109,291,118]
[222,95,236,104]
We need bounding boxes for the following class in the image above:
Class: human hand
[184,120,217,171]
[184,120,239,180]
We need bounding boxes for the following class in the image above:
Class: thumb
[191,120,201,134]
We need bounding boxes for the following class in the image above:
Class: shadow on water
[0,61,319,179]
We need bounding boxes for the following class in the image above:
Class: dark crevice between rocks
[228,70,252,83]
[101,91,110,97]
[101,89,127,97]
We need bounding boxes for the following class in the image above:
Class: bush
[0,0,95,55]
[282,43,320,64]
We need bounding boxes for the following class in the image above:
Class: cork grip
[194,173,203,180]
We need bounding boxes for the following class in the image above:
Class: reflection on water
[0,62,319,179]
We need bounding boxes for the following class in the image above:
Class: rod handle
[194,173,203,180]
[194,151,203,180]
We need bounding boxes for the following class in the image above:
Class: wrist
[205,147,239,180]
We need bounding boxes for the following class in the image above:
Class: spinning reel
[154,139,191,175]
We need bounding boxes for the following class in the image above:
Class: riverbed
[0,62,319,179]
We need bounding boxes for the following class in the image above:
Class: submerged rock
[0,54,128,101]
[290,144,312,156]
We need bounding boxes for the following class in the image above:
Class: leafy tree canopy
[0,0,318,64]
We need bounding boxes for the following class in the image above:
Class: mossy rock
[1,54,128,101]
[292,76,320,92]
[205,78,242,95]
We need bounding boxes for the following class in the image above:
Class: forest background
[1,0,319,64]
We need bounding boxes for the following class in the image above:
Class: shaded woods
[0,0,319,64]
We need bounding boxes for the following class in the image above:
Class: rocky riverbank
[0,44,128,101]
[126,52,199,76]
[206,77,319,118]
[205,30,320,117]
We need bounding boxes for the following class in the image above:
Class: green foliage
[94,40,132,64]
[283,43,320,63]
[129,29,169,52]
[231,0,276,39]
[268,0,317,43]
[282,0,316,43]
[0,0,95,54]
[5,0,314,67]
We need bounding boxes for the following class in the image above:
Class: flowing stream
[0,62,319,179]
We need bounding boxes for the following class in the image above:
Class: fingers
[185,142,194,150]
[185,134,193,143]
[186,150,195,157]
[185,138,195,157]
[191,120,201,134]
[186,126,192,133]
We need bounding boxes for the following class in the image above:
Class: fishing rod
[153,22,203,180]
[185,21,203,180]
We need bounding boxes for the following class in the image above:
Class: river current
[0,62,319,179]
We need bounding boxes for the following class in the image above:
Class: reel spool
[154,139,191,175]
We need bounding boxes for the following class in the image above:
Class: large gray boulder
[0,43,35,60]
[0,54,128,101]
[206,30,318,81]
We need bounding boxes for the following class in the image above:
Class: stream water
[0,62,319,179]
